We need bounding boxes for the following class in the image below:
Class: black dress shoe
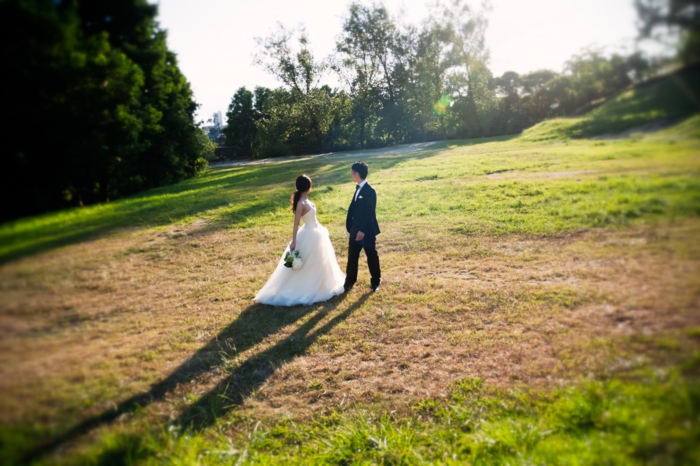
[343,284,353,293]
[371,284,380,293]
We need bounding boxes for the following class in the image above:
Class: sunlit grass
[2,115,699,262]
[1,84,699,463]
[49,365,700,465]
[522,68,700,141]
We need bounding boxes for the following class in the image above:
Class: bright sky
[154,0,640,124]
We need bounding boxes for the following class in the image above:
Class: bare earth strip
[209,142,441,168]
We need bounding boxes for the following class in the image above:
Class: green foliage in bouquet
[284,250,300,269]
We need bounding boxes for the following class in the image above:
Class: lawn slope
[523,63,700,141]
[0,70,699,465]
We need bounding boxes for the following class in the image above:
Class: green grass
[42,363,700,465]
[2,69,700,465]
[2,113,700,263]
[522,64,700,141]
[2,67,699,263]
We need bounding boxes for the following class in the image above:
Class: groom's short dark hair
[351,161,368,180]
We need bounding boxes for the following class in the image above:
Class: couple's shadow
[29,291,369,460]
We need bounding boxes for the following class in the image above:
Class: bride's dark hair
[291,174,312,213]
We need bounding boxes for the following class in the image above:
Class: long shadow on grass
[175,292,369,432]
[24,294,363,462]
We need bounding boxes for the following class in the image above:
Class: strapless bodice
[301,202,318,227]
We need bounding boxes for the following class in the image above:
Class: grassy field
[1,71,700,464]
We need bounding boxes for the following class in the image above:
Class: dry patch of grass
[1,216,699,457]
[2,100,699,464]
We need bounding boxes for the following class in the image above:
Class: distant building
[213,111,223,128]
[203,124,226,144]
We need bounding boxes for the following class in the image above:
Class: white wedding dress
[254,202,345,306]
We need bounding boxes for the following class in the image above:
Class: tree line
[1,0,208,222]
[2,0,696,220]
[224,0,698,159]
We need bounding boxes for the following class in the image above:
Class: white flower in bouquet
[284,250,302,269]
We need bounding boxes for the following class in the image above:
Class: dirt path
[209,141,441,169]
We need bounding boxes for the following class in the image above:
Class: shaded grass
[1,66,699,263]
[1,113,699,263]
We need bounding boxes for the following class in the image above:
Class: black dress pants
[345,235,381,288]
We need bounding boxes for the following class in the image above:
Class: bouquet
[284,250,304,270]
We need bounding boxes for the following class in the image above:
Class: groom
[344,161,381,293]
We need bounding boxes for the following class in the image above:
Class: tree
[422,0,493,137]
[336,3,387,148]
[253,88,295,158]
[249,1,659,154]
[400,23,451,141]
[77,0,202,192]
[255,24,335,154]
[518,69,559,123]
[224,87,257,157]
[492,71,529,134]
[432,0,492,137]
[527,50,650,119]
[196,128,217,161]
[254,87,273,117]
[0,0,203,221]
[635,0,700,63]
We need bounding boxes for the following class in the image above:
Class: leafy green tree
[253,87,273,117]
[76,0,202,193]
[255,25,336,154]
[453,59,499,136]
[530,50,649,119]
[561,50,635,113]
[3,0,139,215]
[636,0,700,64]
[434,0,491,137]
[253,88,295,158]
[400,23,452,141]
[224,87,257,157]
[519,70,559,123]
[336,3,387,148]
[196,128,217,161]
[1,0,202,221]
[246,1,662,154]
[336,3,428,146]
[492,71,529,134]
[341,3,400,102]
[324,90,355,151]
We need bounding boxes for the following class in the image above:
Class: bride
[254,174,345,306]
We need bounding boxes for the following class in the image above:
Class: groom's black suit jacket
[346,182,381,240]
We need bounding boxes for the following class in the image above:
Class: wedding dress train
[254,202,345,306]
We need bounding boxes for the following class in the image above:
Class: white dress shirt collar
[355,179,368,201]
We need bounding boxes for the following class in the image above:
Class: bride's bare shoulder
[299,199,312,215]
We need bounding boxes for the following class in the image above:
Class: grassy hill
[522,63,700,141]
[1,69,699,464]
